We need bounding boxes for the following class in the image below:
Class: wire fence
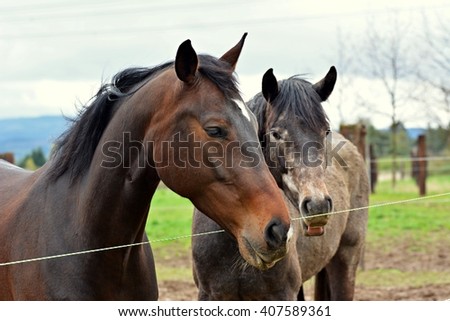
[1,191,449,268]
[0,151,448,267]
[370,155,450,163]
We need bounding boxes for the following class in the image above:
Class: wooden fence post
[417,134,427,196]
[339,124,377,193]
[369,144,378,194]
[339,124,366,158]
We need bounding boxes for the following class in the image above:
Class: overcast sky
[1,0,449,128]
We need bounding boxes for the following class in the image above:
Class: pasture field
[146,175,450,300]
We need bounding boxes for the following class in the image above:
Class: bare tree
[417,13,450,146]
[333,27,355,125]
[354,13,415,187]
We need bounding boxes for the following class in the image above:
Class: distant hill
[406,128,426,140]
[0,115,69,162]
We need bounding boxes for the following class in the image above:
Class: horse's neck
[76,108,160,246]
[76,163,158,244]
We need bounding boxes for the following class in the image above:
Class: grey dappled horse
[192,67,369,300]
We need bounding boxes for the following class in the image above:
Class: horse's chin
[304,225,325,236]
[299,213,329,237]
[301,220,327,236]
[237,237,287,271]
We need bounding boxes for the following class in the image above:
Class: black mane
[248,76,329,139]
[198,55,241,100]
[48,55,240,182]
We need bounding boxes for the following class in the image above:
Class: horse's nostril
[301,196,332,216]
[301,197,312,215]
[326,195,333,212]
[264,218,288,249]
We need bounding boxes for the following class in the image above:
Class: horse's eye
[205,126,227,138]
[271,131,282,140]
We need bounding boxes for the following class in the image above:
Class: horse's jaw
[237,236,288,271]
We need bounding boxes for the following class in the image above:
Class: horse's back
[0,160,36,214]
[324,132,368,248]
[329,132,369,238]
[0,159,29,179]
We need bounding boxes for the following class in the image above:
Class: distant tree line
[365,121,449,159]
[426,124,450,155]
[19,147,47,170]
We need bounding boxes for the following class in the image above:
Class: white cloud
[0,0,448,129]
[0,79,99,119]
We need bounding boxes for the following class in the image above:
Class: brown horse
[0,35,292,300]
[192,67,369,300]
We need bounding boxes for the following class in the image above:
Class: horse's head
[145,35,291,269]
[251,67,337,236]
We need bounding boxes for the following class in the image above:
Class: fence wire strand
[1,191,449,267]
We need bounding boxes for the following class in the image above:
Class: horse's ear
[175,39,198,84]
[312,66,337,101]
[219,33,248,71]
[262,68,279,102]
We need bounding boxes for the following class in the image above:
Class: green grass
[375,156,413,173]
[145,187,193,252]
[368,175,450,245]
[374,156,450,176]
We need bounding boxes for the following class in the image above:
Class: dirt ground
[158,280,450,301]
[156,239,450,301]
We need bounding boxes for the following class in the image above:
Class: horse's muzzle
[300,195,332,236]
[239,220,291,270]
[264,218,291,250]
